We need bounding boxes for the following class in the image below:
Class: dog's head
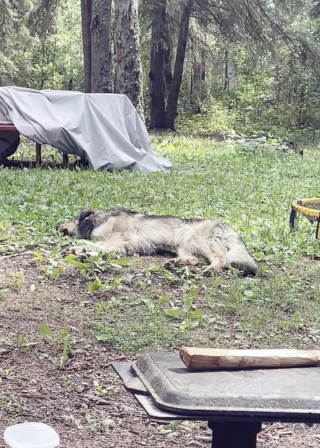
[77,209,96,239]
[284,139,303,157]
[59,209,96,239]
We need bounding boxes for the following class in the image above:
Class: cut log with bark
[179,347,320,371]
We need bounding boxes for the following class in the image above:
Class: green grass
[2,137,320,354]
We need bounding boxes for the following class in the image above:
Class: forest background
[2,0,320,140]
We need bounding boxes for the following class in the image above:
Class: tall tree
[224,50,236,91]
[81,0,113,93]
[28,0,60,37]
[190,50,203,112]
[91,0,113,92]
[114,0,144,119]
[164,0,193,129]
[0,1,16,82]
[149,0,167,128]
[189,17,208,112]
[148,0,193,130]
[164,24,173,98]
[81,0,92,92]
[1,0,34,85]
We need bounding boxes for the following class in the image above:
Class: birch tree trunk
[114,0,144,120]
[164,0,193,130]
[91,0,113,93]
[224,50,236,91]
[149,0,167,129]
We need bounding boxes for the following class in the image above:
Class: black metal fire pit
[112,351,320,448]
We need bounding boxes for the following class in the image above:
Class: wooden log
[179,347,320,371]
[62,153,69,167]
[35,143,42,167]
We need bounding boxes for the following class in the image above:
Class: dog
[283,139,303,156]
[60,209,258,276]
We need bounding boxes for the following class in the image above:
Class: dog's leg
[163,248,199,269]
[198,248,227,274]
[67,244,101,258]
[66,232,128,259]
[98,233,128,257]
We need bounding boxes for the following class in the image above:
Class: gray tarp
[0,86,172,172]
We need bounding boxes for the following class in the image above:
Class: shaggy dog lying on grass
[60,209,257,276]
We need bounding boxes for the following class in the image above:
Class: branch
[28,0,61,38]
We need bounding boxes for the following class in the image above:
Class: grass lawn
[1,136,320,447]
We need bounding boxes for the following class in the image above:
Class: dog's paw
[180,256,199,266]
[203,264,227,276]
[163,258,179,270]
[163,256,199,270]
[61,245,84,256]
[203,267,214,277]
[62,246,99,260]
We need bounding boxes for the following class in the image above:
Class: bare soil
[0,255,319,448]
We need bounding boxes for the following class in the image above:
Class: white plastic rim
[4,422,60,448]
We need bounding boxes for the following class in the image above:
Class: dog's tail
[226,244,258,276]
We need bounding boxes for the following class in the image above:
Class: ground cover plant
[1,137,320,447]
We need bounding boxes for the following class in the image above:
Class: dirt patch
[0,255,319,448]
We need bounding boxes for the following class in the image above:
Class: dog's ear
[78,209,95,222]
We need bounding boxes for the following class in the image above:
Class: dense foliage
[2,0,320,136]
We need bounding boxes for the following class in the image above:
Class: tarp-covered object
[0,127,20,163]
[0,86,172,172]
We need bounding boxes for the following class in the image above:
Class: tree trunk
[224,50,236,91]
[81,0,92,93]
[190,35,203,113]
[164,23,173,98]
[91,0,113,93]
[164,0,193,130]
[191,58,202,112]
[149,0,167,129]
[201,50,206,83]
[114,0,144,120]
